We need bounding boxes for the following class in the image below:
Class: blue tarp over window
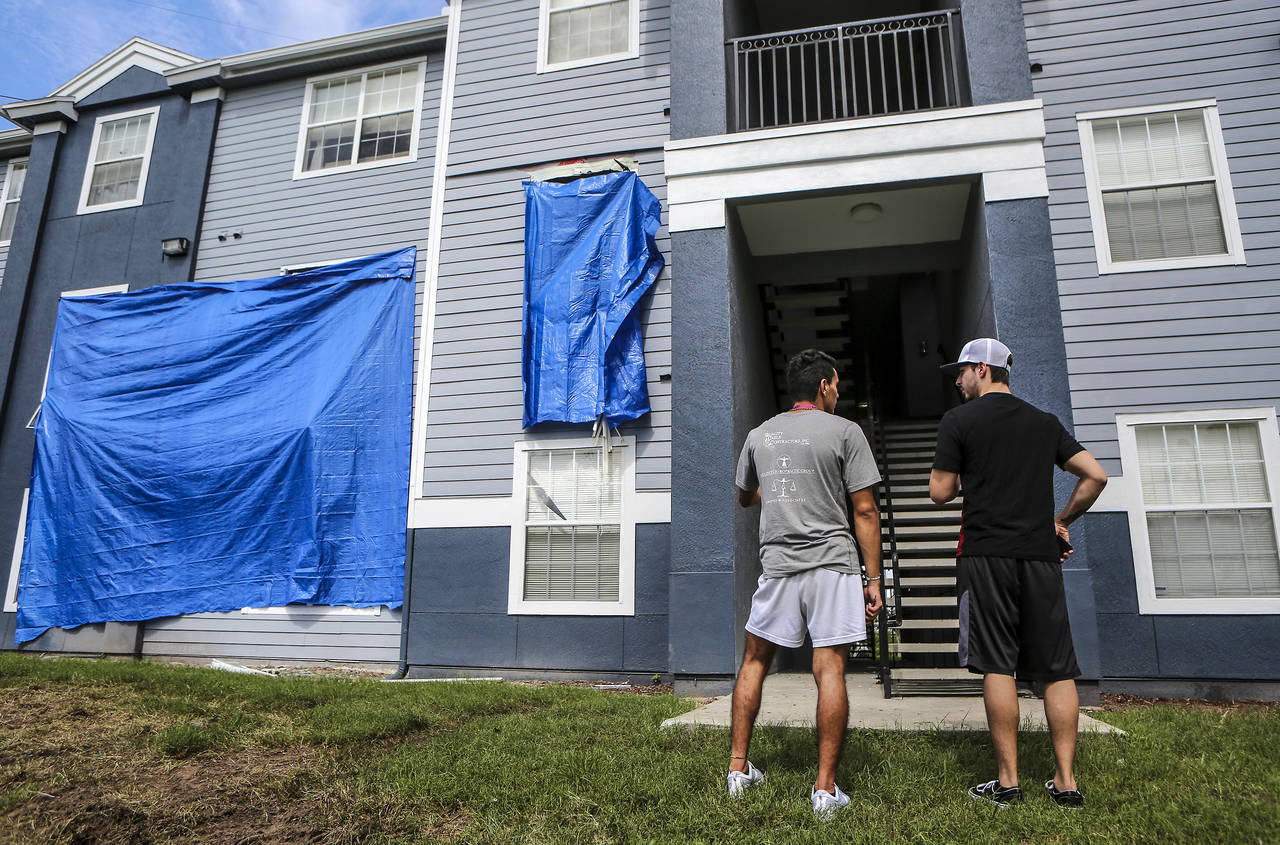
[522,170,665,427]
[15,248,416,644]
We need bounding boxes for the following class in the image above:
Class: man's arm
[850,486,884,619]
[737,486,761,508]
[1056,450,1108,528]
[929,469,961,504]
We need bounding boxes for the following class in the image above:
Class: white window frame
[292,59,427,180]
[1077,100,1246,274]
[1116,407,1280,615]
[536,0,641,74]
[239,605,383,617]
[0,156,29,245]
[508,436,636,615]
[76,105,161,215]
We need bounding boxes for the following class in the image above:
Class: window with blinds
[1078,102,1244,273]
[77,107,160,214]
[539,0,637,72]
[523,446,622,602]
[1135,421,1280,599]
[294,62,425,177]
[0,158,27,243]
[510,439,635,615]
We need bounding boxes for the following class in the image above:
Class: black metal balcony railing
[728,10,963,132]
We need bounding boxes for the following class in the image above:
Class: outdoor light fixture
[161,237,190,257]
[849,202,883,222]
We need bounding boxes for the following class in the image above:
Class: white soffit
[736,183,971,256]
[52,37,201,100]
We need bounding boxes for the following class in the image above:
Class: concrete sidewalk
[661,673,1123,734]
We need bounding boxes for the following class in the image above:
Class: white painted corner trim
[408,0,461,508]
[1112,407,1280,615]
[664,100,1049,232]
[4,490,28,612]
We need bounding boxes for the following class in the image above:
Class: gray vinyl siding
[193,52,444,394]
[421,0,672,498]
[140,608,402,665]
[1024,0,1280,472]
[145,54,445,665]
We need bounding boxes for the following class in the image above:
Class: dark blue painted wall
[0,69,220,652]
[1087,513,1280,681]
[956,0,1034,106]
[406,524,671,676]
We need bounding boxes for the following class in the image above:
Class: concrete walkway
[662,673,1123,734]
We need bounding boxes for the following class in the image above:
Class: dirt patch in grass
[1101,692,1280,712]
[520,680,677,696]
[0,682,466,844]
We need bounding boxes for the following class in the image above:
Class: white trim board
[3,490,28,612]
[53,37,199,101]
[1114,407,1280,616]
[664,100,1049,232]
[409,0,462,509]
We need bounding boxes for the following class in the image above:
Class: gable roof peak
[51,37,202,101]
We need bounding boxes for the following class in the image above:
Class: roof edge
[0,127,33,157]
[165,16,448,91]
[0,97,78,131]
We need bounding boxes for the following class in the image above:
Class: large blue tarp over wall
[15,248,416,643]
[523,170,665,427]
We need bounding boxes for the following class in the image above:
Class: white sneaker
[811,784,850,821]
[727,761,765,797]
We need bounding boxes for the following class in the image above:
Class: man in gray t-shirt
[726,349,884,821]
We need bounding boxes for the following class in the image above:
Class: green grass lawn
[1,654,1276,844]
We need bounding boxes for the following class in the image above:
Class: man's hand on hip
[864,583,883,621]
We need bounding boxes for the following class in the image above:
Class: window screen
[1090,110,1228,264]
[522,446,623,602]
[1136,421,1280,598]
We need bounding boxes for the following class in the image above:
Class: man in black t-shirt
[930,338,1108,809]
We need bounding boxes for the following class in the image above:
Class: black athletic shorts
[957,555,1081,682]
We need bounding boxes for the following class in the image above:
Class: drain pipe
[385,527,415,680]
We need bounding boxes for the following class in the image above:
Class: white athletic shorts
[744,567,867,648]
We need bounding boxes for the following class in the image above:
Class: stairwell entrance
[730,178,993,695]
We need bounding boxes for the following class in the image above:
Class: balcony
[727,10,966,133]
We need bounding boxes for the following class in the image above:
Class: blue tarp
[522,170,665,427]
[15,248,416,643]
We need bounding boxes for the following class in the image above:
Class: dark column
[670,0,727,140]
[669,228,737,692]
[980,195,1101,682]
[956,0,1034,106]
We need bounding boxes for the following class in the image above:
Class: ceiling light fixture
[849,202,883,223]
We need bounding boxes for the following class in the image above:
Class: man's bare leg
[983,673,1020,787]
[729,632,777,773]
[811,644,849,792]
[1042,679,1079,791]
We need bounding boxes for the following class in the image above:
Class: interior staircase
[875,418,982,695]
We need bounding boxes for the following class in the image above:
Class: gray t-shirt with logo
[735,411,881,578]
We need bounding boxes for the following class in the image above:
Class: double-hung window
[294,61,426,177]
[1077,101,1245,273]
[0,157,28,243]
[509,438,636,615]
[77,106,160,214]
[1118,409,1280,614]
[538,0,639,73]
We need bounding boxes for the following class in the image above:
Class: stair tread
[899,618,960,629]
[902,596,958,606]
[892,642,959,653]
[892,668,976,680]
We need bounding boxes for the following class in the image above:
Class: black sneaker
[968,779,1023,808]
[1045,780,1084,808]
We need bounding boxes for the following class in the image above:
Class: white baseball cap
[940,337,1013,372]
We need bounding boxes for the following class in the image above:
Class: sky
[0,0,450,129]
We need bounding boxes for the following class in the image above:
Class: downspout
[386,528,415,679]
